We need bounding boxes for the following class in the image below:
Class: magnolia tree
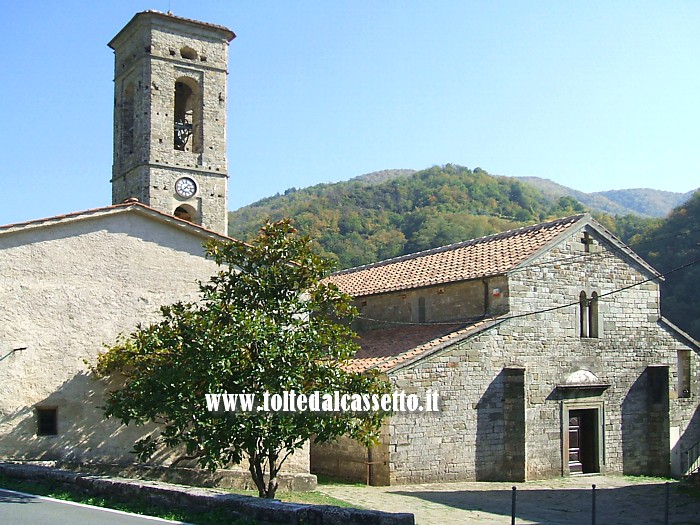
[91,220,390,498]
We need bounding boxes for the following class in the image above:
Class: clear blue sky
[3,1,699,226]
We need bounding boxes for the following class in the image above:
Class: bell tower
[109,11,235,235]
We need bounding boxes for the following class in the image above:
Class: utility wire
[507,225,699,274]
[356,255,700,327]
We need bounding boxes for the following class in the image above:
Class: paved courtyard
[319,475,700,525]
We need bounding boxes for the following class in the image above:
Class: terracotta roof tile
[346,319,500,373]
[329,215,586,297]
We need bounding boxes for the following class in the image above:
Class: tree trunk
[248,451,279,499]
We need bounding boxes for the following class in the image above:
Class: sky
[2,1,699,226]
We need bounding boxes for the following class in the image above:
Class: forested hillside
[228,165,697,337]
[229,165,589,269]
[518,177,695,218]
[631,191,700,339]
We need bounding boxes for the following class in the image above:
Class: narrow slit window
[418,297,426,323]
[579,291,588,338]
[678,350,691,398]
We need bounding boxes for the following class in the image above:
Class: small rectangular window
[36,407,57,436]
[678,350,691,398]
[418,297,426,323]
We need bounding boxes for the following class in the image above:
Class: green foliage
[630,191,700,339]
[227,166,698,338]
[92,220,390,498]
[229,165,589,269]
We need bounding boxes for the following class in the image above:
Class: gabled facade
[0,203,311,481]
[313,214,700,484]
[0,203,224,463]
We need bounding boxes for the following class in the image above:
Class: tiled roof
[345,318,500,373]
[142,10,236,39]
[109,11,236,49]
[329,214,586,297]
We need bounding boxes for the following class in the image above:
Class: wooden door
[568,412,583,473]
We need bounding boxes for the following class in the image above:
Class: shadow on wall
[475,369,505,481]
[0,371,178,467]
[621,366,670,477]
[475,368,525,482]
[673,405,700,475]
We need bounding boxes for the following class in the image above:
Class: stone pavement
[319,475,700,525]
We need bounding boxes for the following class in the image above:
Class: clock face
[175,177,197,198]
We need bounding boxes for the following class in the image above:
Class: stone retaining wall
[0,462,414,525]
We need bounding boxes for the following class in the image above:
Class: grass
[623,474,700,500]
[0,473,256,525]
[221,480,362,508]
[623,474,676,483]
[0,472,364,523]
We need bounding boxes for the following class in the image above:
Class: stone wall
[0,210,310,478]
[380,223,699,483]
[311,424,390,486]
[111,12,231,235]
[0,462,413,525]
[354,275,509,332]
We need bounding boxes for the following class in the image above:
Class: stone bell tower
[109,11,235,235]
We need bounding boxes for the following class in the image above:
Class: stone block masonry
[110,11,232,235]
[321,219,700,484]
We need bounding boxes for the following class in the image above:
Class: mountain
[518,176,695,218]
[230,165,592,269]
[351,169,417,184]
[228,165,698,337]
[630,191,700,340]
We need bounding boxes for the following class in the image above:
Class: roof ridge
[333,213,586,277]
[140,10,235,37]
[0,202,132,231]
[0,201,236,241]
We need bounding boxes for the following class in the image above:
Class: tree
[91,220,390,498]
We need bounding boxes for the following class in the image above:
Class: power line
[356,255,700,327]
[507,224,700,274]
[501,255,700,323]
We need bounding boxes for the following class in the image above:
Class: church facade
[0,11,312,485]
[312,215,700,484]
[2,10,698,490]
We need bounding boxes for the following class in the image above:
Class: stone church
[2,10,698,490]
[312,214,700,484]
[0,11,311,485]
